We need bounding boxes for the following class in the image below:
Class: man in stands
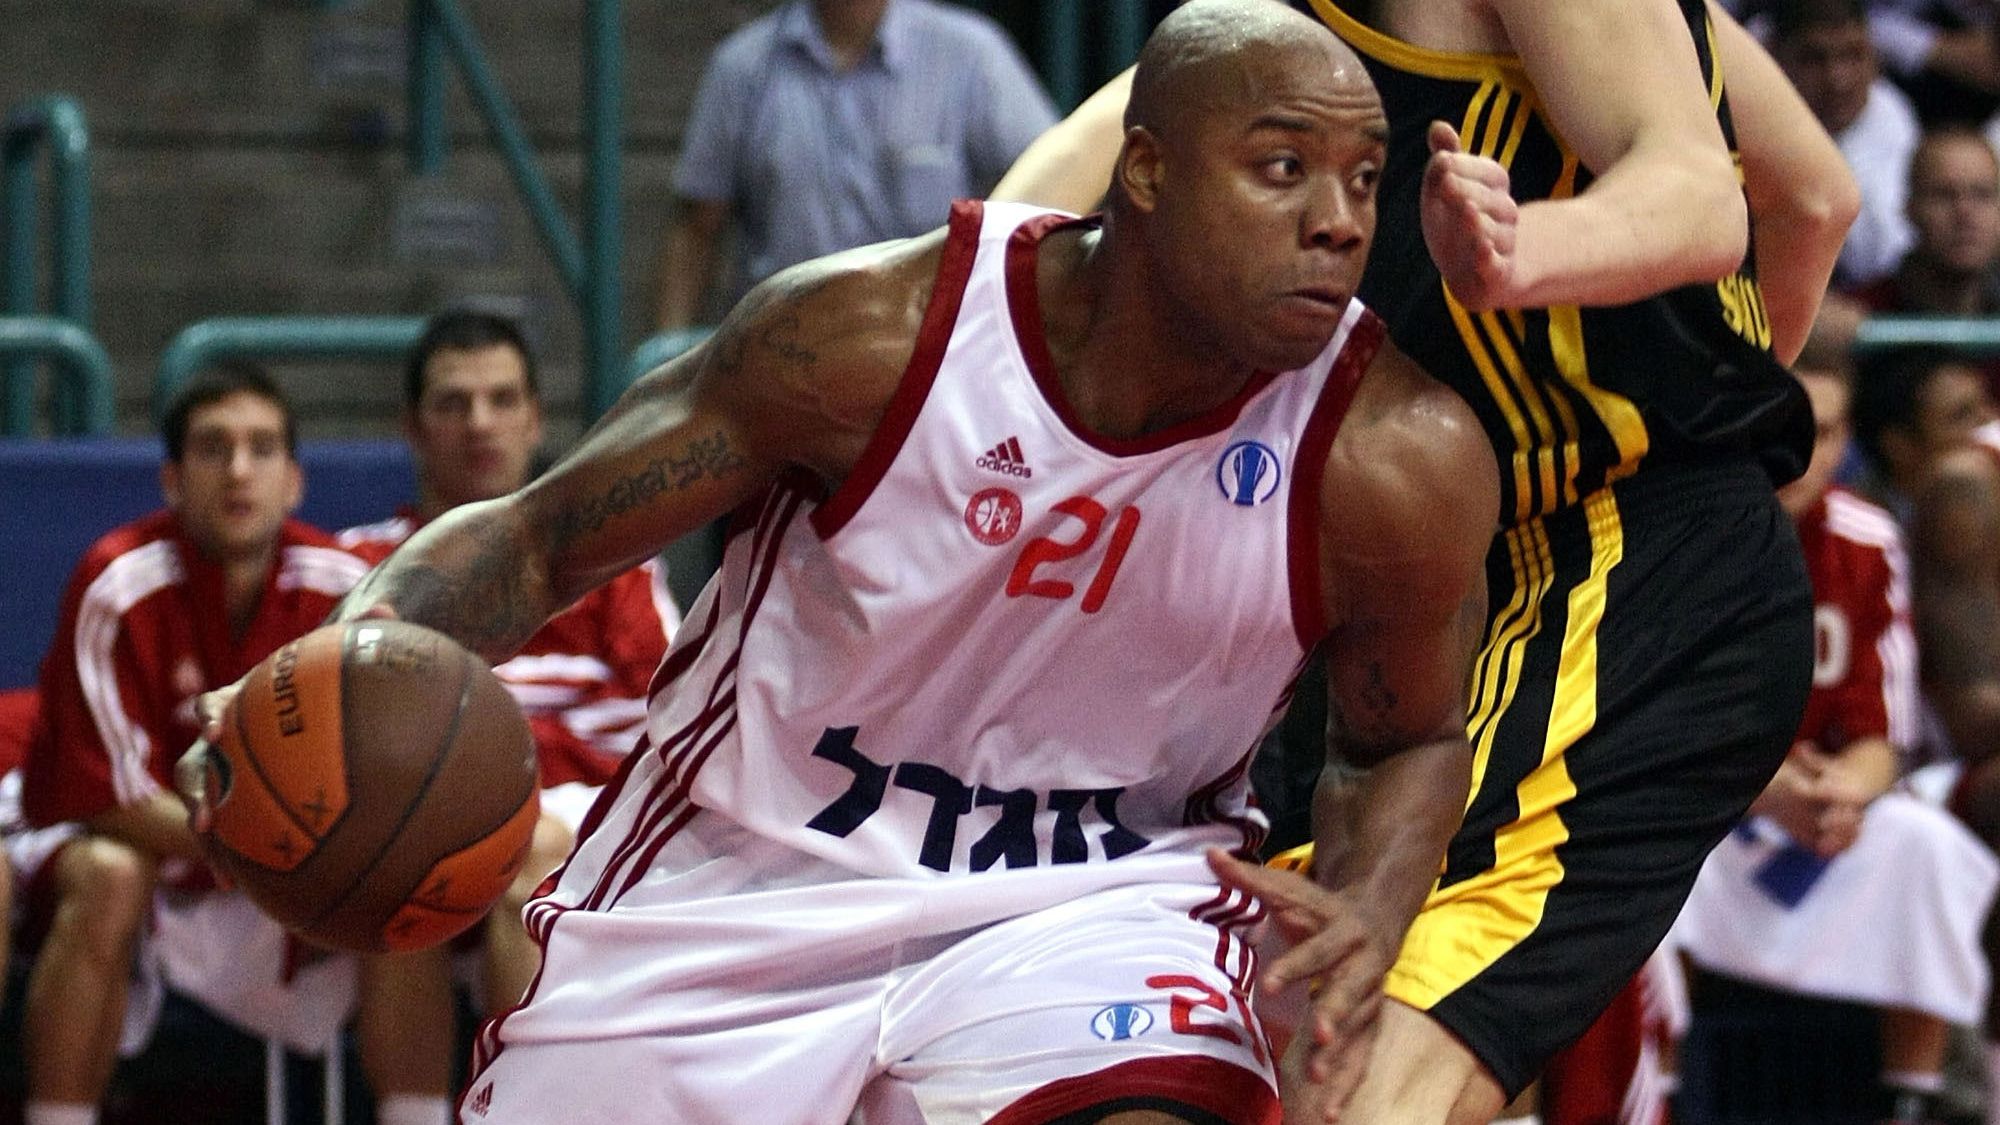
[1672,354,1998,1125]
[337,309,678,1125]
[16,364,369,1125]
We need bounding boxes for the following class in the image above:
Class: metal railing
[1852,313,2000,355]
[0,315,111,434]
[3,95,95,433]
[154,316,429,420]
[408,0,622,419]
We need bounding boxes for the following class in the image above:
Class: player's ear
[160,460,184,511]
[283,458,304,516]
[1117,126,1165,213]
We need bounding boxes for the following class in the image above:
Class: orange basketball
[194,619,539,953]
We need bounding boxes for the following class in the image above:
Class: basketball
[194,619,540,954]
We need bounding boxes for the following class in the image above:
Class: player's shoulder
[895,0,1016,49]
[69,510,184,593]
[334,513,414,559]
[1820,486,1905,553]
[276,520,372,596]
[1317,323,1497,577]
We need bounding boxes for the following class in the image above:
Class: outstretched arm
[1213,343,1497,1122]
[1426,0,1749,311]
[333,236,945,663]
[989,67,1134,213]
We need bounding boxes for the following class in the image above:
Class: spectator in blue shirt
[655,0,1057,330]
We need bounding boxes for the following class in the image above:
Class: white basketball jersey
[563,201,1381,926]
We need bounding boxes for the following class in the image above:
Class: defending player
[187,3,1499,1121]
[994,0,1860,1120]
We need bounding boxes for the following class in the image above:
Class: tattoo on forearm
[550,433,747,552]
[380,519,546,655]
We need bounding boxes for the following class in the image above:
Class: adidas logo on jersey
[976,436,1033,478]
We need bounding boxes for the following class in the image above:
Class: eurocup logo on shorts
[1091,1003,1155,1041]
[1217,440,1281,506]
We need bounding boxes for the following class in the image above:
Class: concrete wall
[0,0,778,443]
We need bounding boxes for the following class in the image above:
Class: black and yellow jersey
[1305,0,1811,524]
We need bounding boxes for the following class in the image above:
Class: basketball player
[186,3,1504,1120]
[994,0,1860,1121]
[337,309,679,1125]
[19,365,368,1125]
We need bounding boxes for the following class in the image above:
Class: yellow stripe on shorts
[1383,487,1624,1011]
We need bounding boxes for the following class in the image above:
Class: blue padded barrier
[0,437,413,689]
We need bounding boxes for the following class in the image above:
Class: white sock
[376,1094,453,1125]
[1882,1068,1946,1093]
[24,1103,99,1125]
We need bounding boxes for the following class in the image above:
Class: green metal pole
[1852,315,2000,354]
[1,139,35,434]
[154,315,429,423]
[428,0,587,300]
[408,0,447,174]
[584,0,623,420]
[0,316,112,435]
[1040,0,1086,110]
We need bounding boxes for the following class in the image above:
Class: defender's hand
[1208,849,1394,1123]
[1420,121,1522,312]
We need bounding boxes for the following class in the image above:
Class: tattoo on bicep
[550,434,748,553]
[1333,660,1404,765]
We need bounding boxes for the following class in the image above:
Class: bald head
[1128,0,1363,138]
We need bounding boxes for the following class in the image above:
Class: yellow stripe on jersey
[1540,154,1651,489]
[1304,0,1529,83]
[1462,523,1553,819]
[1705,15,1725,110]
[1386,490,1622,1011]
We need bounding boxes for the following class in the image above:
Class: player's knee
[53,837,156,950]
[504,811,572,907]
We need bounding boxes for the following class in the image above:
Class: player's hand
[1207,848,1392,1124]
[176,679,244,836]
[1750,749,1824,849]
[1794,746,1870,858]
[1419,121,1523,312]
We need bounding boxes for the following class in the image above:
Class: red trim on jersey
[986,1056,1279,1125]
[1006,215,1284,457]
[810,200,985,539]
[1286,308,1385,648]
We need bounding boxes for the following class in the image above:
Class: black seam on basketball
[297,632,476,938]
[226,662,323,863]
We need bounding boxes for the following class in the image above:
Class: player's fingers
[1262,917,1370,995]
[1208,848,1327,914]
[1427,120,1461,155]
[174,740,216,833]
[356,603,400,621]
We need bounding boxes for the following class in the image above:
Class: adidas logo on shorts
[977,436,1033,478]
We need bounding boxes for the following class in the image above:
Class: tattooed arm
[333,232,949,661]
[1912,448,2000,767]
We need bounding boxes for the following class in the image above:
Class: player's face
[1148,44,1385,372]
[1775,22,1875,134]
[408,344,544,510]
[1912,363,1997,461]
[1908,137,2000,276]
[162,391,302,562]
[1778,368,1850,516]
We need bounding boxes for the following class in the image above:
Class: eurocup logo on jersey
[1091,1003,1155,1041]
[1217,440,1281,506]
